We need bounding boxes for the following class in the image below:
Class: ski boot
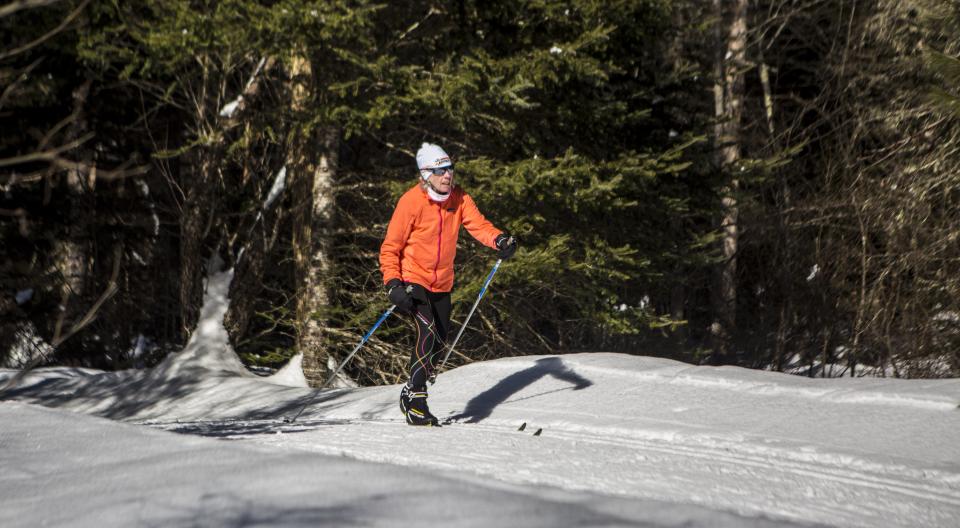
[404,389,439,426]
[399,384,413,415]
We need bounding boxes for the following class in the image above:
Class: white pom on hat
[416,142,452,172]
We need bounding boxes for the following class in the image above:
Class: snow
[935,311,960,322]
[244,57,268,92]
[219,57,267,119]
[267,353,309,388]
[131,333,147,358]
[247,166,287,231]
[2,266,959,527]
[3,321,51,368]
[150,266,250,379]
[219,96,243,118]
[263,165,287,211]
[130,249,148,265]
[134,179,160,236]
[14,288,32,305]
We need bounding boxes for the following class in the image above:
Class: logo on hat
[417,142,452,170]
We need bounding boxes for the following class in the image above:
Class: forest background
[2,0,959,386]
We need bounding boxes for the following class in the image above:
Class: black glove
[495,234,518,260]
[386,279,414,313]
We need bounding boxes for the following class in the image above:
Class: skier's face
[426,167,454,194]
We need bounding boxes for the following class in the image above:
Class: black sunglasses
[426,166,455,176]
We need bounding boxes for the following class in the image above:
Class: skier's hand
[386,279,414,313]
[495,234,518,260]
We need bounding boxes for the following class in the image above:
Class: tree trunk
[220,59,279,344]
[668,4,689,337]
[50,79,94,356]
[224,190,285,342]
[758,45,791,372]
[178,57,218,340]
[286,51,340,387]
[179,150,217,339]
[710,0,747,364]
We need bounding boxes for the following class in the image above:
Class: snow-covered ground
[2,268,959,527]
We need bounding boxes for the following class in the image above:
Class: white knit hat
[416,142,452,180]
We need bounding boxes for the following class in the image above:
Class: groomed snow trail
[9,402,803,528]
[6,270,959,527]
[154,416,960,528]
[145,354,960,528]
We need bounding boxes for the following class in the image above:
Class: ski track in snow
[146,412,960,528]
[7,269,960,528]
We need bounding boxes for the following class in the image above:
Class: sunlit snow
[2,267,959,527]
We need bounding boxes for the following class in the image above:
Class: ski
[439,419,542,435]
[517,422,542,436]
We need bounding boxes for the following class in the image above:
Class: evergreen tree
[331,0,715,381]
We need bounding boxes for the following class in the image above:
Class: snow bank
[568,354,960,410]
[150,265,250,380]
[6,350,960,527]
[3,261,960,527]
[265,353,309,388]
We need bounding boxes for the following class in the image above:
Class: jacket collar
[418,183,459,204]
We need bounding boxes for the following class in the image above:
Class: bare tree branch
[0,156,150,186]
[0,57,43,111]
[0,0,61,19]
[0,0,90,61]
[0,132,93,167]
[50,157,150,181]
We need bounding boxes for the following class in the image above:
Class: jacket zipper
[432,204,442,289]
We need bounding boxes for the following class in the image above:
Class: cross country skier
[380,143,518,426]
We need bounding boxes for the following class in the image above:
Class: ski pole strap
[435,259,502,377]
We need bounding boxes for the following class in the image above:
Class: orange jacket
[380,184,502,292]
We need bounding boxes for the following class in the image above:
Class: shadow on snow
[448,357,592,423]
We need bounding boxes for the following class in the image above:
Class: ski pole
[284,304,398,423]
[431,258,502,383]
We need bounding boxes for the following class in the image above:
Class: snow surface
[2,268,960,527]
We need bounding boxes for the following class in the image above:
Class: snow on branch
[219,56,272,120]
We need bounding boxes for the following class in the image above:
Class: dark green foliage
[0,0,716,377]
[327,0,714,379]
[5,0,956,379]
